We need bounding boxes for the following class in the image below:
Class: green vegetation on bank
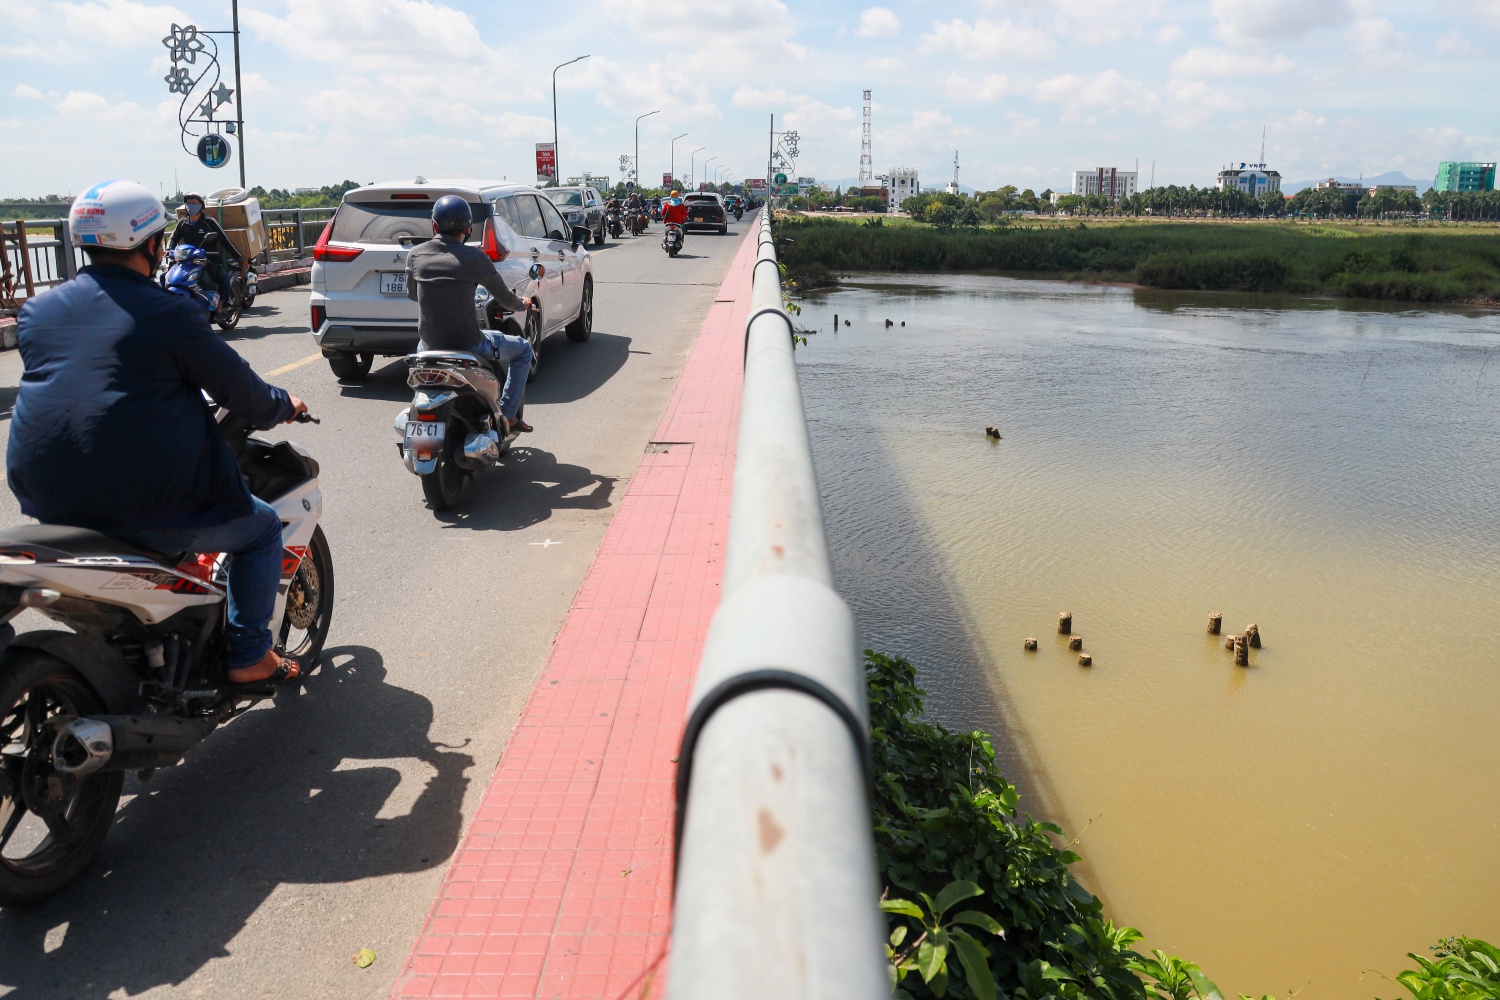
[777,215,1500,303]
[867,650,1500,999]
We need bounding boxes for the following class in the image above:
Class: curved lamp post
[702,156,718,191]
[689,147,705,189]
[670,133,689,189]
[634,110,660,190]
[551,54,590,183]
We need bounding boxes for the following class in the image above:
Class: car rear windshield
[330,200,491,245]
[685,195,719,204]
[545,190,584,207]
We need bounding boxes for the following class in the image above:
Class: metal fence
[263,208,334,264]
[667,210,887,998]
[2,219,80,303]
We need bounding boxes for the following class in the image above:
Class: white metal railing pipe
[668,210,887,999]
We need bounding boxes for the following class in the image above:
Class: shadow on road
[0,645,472,999]
[436,446,615,531]
[526,332,630,404]
[220,317,308,345]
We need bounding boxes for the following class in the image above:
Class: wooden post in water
[1068,635,1083,651]
[1058,612,1072,634]
[1078,654,1093,667]
[1023,637,1038,651]
[1207,613,1222,635]
[1244,624,1261,648]
[1233,634,1249,666]
[1224,634,1237,650]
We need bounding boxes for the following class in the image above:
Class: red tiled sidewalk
[392,224,760,1000]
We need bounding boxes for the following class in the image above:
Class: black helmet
[432,195,472,234]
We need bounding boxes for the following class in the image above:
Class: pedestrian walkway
[392,224,759,999]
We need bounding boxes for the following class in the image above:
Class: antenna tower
[1260,126,1266,165]
[860,89,872,184]
[952,150,960,189]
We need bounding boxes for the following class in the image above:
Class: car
[542,186,607,247]
[310,178,595,382]
[682,192,728,234]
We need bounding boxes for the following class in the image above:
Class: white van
[310,178,595,382]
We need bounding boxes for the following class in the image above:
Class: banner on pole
[535,143,556,184]
[662,172,673,188]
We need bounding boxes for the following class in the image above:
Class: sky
[2,0,1497,198]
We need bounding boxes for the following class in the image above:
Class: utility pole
[690,147,705,189]
[231,0,244,188]
[551,55,590,183]
[767,114,774,203]
[670,133,688,188]
[634,110,660,190]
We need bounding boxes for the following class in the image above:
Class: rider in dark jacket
[169,192,237,298]
[8,180,305,689]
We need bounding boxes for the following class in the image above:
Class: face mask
[186,203,202,218]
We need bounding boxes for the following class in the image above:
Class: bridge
[0,214,883,999]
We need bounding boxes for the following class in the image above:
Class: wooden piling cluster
[1217,619,1264,666]
[984,426,1001,440]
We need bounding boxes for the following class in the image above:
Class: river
[794,274,1500,998]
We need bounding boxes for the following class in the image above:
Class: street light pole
[690,147,705,189]
[231,0,245,189]
[670,133,688,188]
[702,156,718,192]
[551,54,590,184]
[634,110,660,190]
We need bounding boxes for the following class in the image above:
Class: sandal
[228,655,301,694]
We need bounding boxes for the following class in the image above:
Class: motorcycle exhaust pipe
[53,714,216,776]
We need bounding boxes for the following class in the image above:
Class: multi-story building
[1313,178,1366,195]
[1071,167,1138,200]
[886,168,919,213]
[1218,163,1281,196]
[1434,162,1495,192]
[565,174,610,189]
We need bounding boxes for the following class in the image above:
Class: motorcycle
[606,206,624,239]
[393,282,541,509]
[159,244,256,332]
[0,407,329,906]
[733,204,744,221]
[650,203,663,223]
[630,209,649,236]
[661,222,684,258]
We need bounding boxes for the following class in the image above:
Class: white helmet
[69,180,168,250]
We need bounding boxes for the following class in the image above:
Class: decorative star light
[211,82,234,108]
[164,66,193,95]
[199,97,217,119]
[162,23,206,65]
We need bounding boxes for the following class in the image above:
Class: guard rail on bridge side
[2,219,79,304]
[667,210,887,998]
[262,208,334,264]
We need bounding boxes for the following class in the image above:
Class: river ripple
[796,274,1500,999]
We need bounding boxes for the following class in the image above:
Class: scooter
[733,204,744,221]
[630,209,649,236]
[0,407,329,906]
[661,222,684,258]
[159,244,256,332]
[606,207,624,239]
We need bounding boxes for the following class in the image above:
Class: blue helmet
[432,195,472,234]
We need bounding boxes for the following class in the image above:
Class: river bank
[776,215,1500,304]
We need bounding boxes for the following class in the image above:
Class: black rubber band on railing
[672,668,873,890]
[743,305,794,361]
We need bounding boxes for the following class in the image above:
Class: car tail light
[312,220,363,262]
[310,305,325,330]
[481,220,507,262]
[390,193,430,200]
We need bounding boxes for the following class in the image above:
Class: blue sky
[2,0,1497,198]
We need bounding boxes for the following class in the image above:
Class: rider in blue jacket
[7,180,307,689]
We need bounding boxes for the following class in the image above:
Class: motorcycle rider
[7,180,308,690]
[404,195,535,434]
[168,191,240,307]
[661,189,689,247]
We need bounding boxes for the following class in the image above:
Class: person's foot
[228,649,301,688]
[507,417,533,433]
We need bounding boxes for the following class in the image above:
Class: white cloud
[244,0,491,72]
[866,56,906,71]
[1161,80,1242,128]
[1156,24,1185,43]
[54,90,149,123]
[920,18,1058,59]
[856,6,901,38]
[13,84,45,100]
[946,73,1010,102]
[600,0,805,74]
[1347,0,1407,62]
[1171,47,1295,77]
[1212,0,1350,43]
[1434,29,1477,53]
[59,0,189,47]
[1034,70,1159,116]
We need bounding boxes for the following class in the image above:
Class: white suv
[310,178,595,382]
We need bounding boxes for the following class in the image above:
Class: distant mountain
[1281,171,1430,195]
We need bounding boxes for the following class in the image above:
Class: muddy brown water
[796,274,1500,999]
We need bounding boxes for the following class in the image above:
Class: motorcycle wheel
[421,448,466,511]
[216,296,241,331]
[277,524,335,670]
[0,649,124,907]
[668,243,680,258]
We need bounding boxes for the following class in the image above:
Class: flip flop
[229,657,301,694]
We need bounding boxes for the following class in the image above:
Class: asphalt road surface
[0,220,748,999]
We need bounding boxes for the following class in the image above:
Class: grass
[776,215,1500,303]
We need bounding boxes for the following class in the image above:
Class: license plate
[692,216,704,222]
[404,420,445,443]
[380,272,406,295]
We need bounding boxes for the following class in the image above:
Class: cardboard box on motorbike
[196,195,268,263]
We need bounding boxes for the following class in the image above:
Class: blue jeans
[120,497,284,670]
[473,330,532,420]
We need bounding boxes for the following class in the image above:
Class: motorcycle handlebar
[294,412,320,424]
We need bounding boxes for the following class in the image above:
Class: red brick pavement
[392,223,759,999]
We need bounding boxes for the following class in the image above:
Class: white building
[1218,163,1281,196]
[1313,178,1365,195]
[1072,167,1138,200]
[886,168,919,214]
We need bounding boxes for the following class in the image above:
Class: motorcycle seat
[0,524,181,564]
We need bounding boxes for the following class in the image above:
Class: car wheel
[593,225,605,247]
[327,351,373,382]
[566,277,593,343]
[525,310,543,382]
[719,225,728,235]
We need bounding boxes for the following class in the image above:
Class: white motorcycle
[0,409,331,906]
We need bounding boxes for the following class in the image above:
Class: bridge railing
[2,219,79,303]
[667,210,887,998]
[262,208,334,264]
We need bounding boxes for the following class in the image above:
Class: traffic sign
[196,133,231,169]
[774,172,787,185]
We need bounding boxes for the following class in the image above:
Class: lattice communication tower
[859,89,872,184]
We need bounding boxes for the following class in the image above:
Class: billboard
[535,143,556,184]
[745,177,767,191]
[662,172,673,187]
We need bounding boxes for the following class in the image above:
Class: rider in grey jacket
[405,196,535,432]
